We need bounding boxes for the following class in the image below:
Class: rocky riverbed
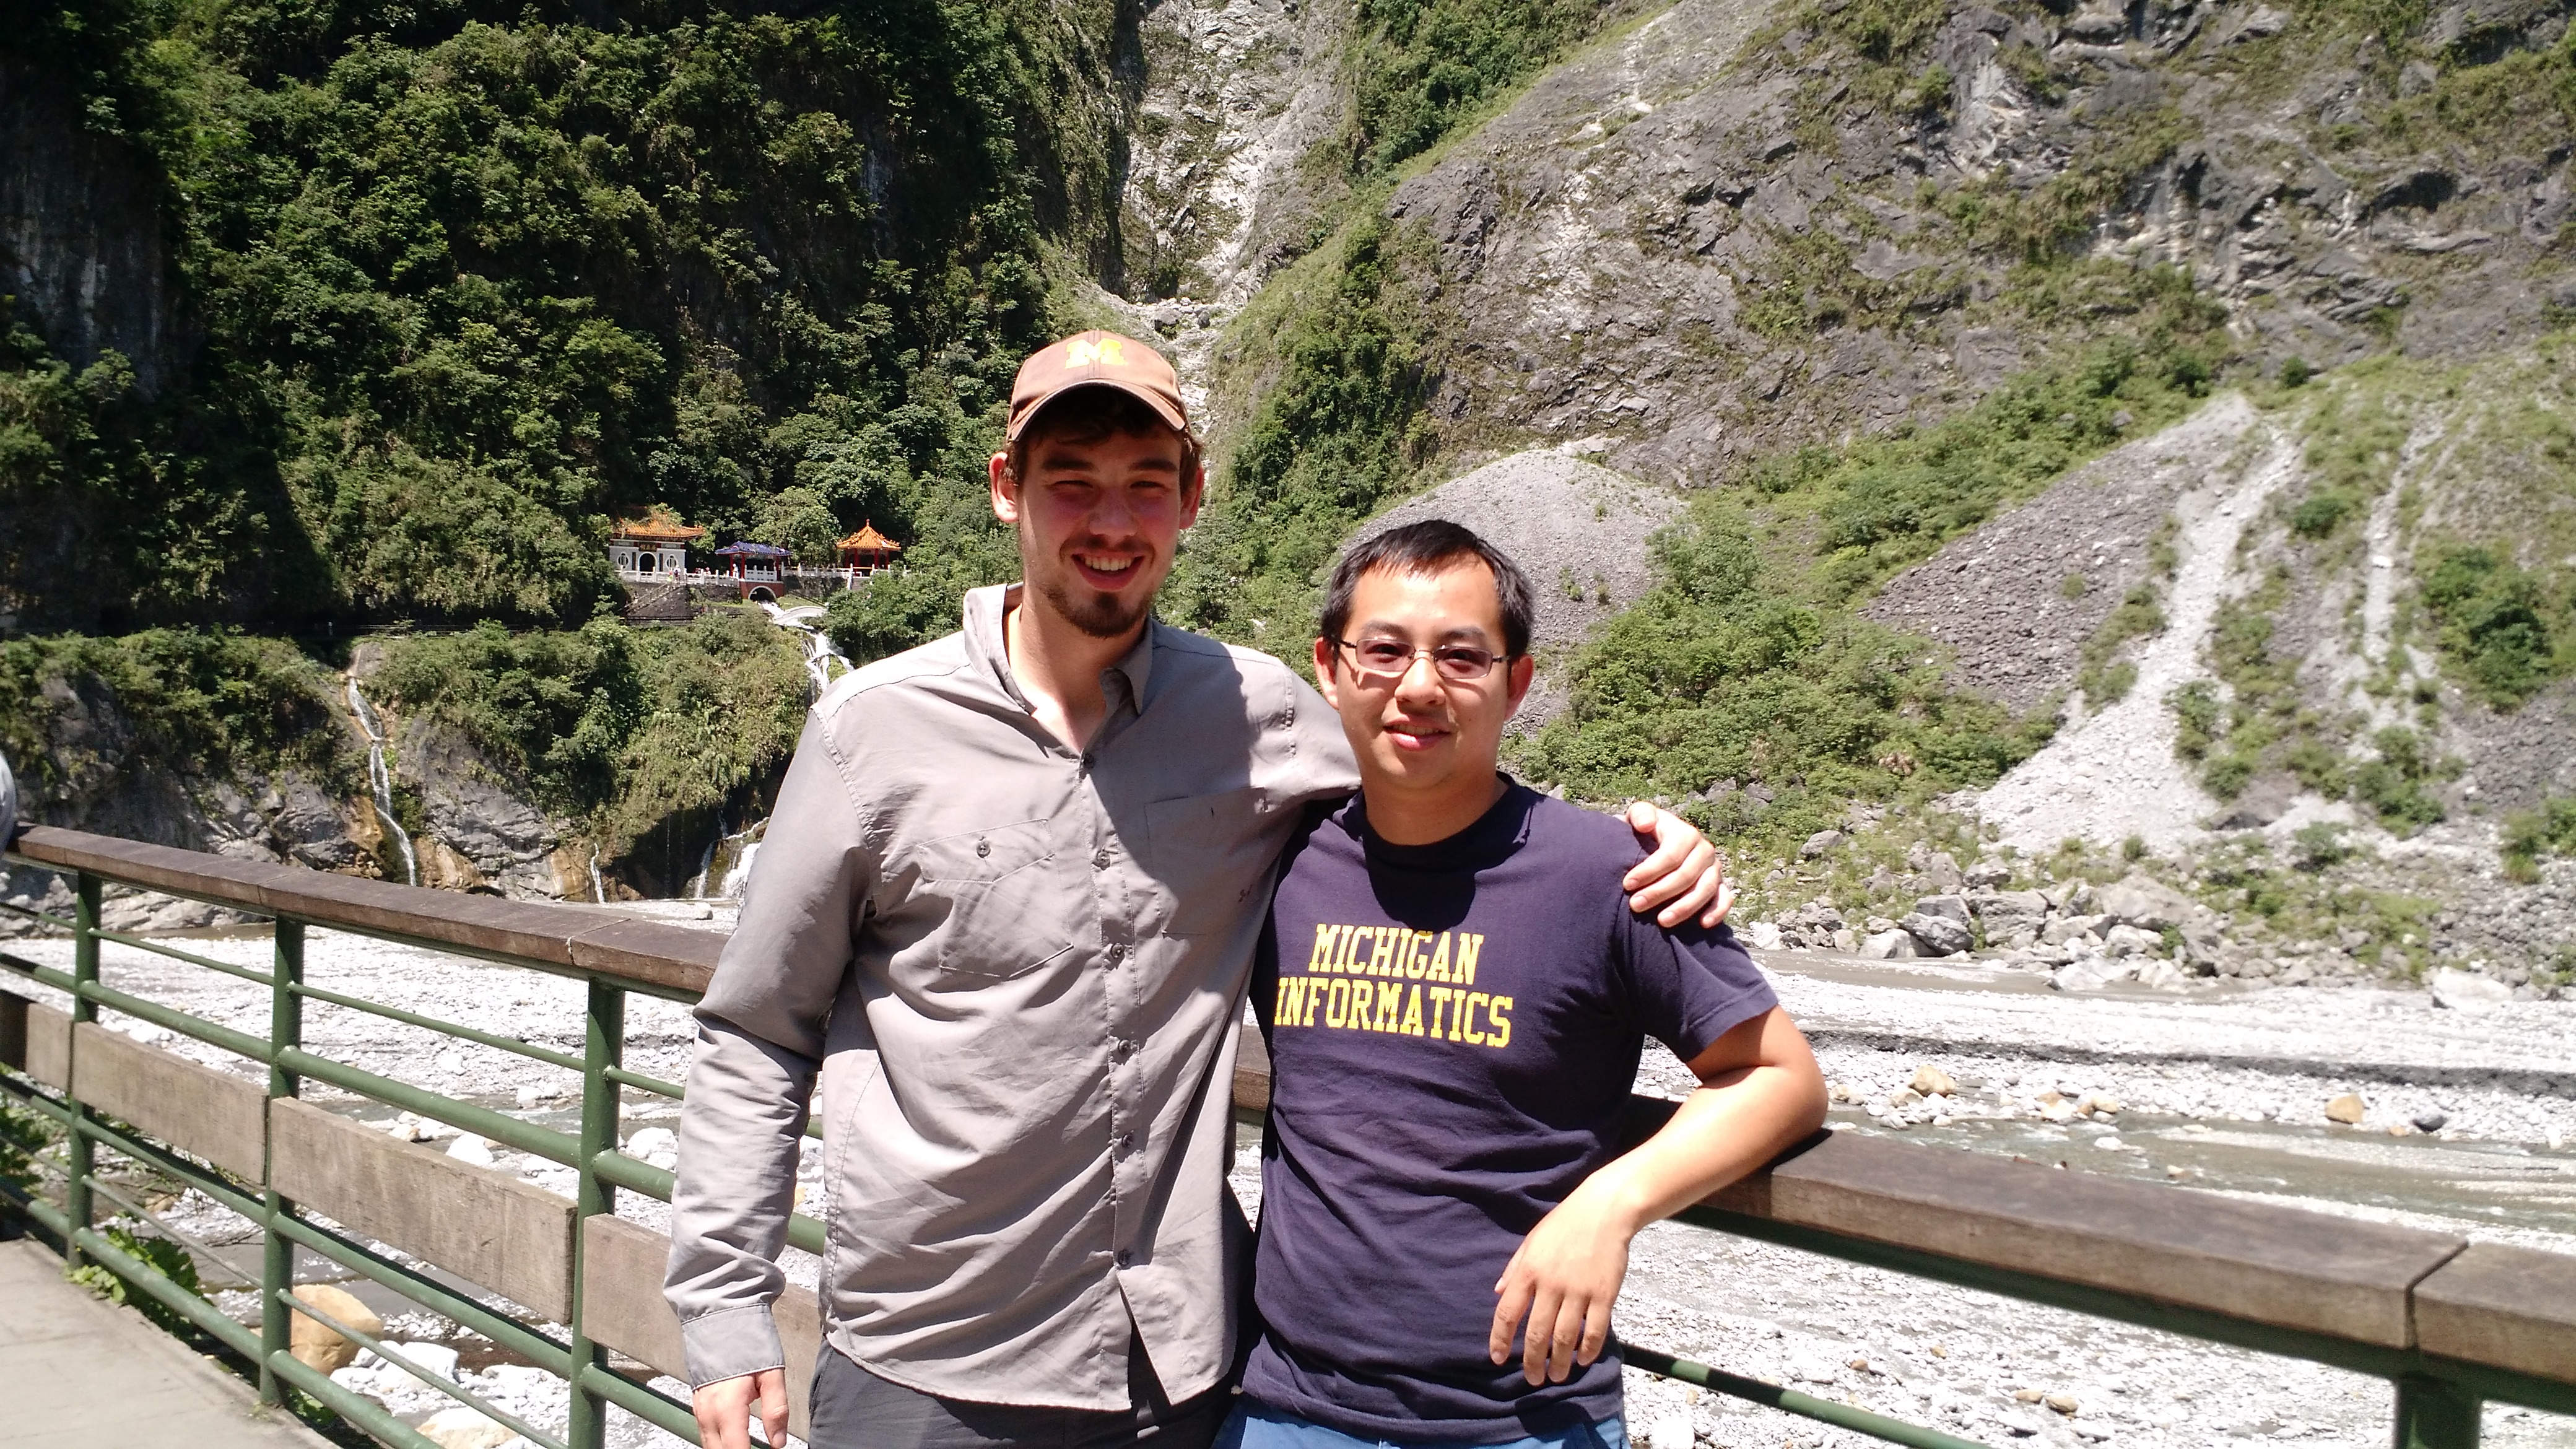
[4,902,2572,1448]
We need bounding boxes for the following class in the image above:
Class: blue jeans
[1214,1400,1630,1449]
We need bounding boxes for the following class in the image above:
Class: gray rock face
[396,714,567,899]
[0,61,187,398]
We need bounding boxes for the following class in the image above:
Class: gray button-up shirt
[667,584,1358,1409]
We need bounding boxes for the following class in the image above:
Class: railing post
[2394,1374,2481,1449]
[566,979,625,1449]
[63,871,100,1269]
[260,918,304,1407]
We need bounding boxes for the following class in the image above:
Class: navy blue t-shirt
[1242,784,1778,1443]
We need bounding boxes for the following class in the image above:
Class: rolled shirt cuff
[682,1303,788,1388]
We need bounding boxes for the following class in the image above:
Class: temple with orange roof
[836,521,904,574]
[609,506,708,580]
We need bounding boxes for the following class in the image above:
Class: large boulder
[2094,874,2201,932]
[289,1283,382,1373]
[1858,929,1920,960]
[1911,894,1972,924]
[2427,967,2512,1013]
[1900,912,1975,957]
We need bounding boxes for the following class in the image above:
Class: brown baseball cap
[1006,330,1191,443]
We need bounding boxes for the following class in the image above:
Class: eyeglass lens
[1346,640,1497,680]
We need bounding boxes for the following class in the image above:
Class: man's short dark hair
[1321,520,1534,659]
[1005,385,1203,497]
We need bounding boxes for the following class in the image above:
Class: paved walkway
[0,1235,337,1448]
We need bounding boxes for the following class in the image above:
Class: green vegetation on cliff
[6,0,1103,635]
[375,611,806,856]
[0,630,352,802]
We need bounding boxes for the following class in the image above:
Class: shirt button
[1114,1249,1132,1268]
[1094,849,1111,869]
[1106,942,1126,962]
[974,839,990,858]
[1110,1037,1133,1062]
[1113,1133,1134,1156]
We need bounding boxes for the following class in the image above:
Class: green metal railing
[2,829,2572,1449]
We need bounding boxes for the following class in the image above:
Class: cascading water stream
[686,814,724,900]
[345,679,420,888]
[762,601,850,697]
[718,839,762,900]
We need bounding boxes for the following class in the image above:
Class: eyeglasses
[1328,637,1510,682]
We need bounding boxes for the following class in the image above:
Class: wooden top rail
[9,827,721,996]
[9,824,2575,1396]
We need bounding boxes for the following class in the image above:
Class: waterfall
[346,679,419,888]
[718,840,761,900]
[762,601,849,697]
[685,814,723,900]
[589,846,606,904]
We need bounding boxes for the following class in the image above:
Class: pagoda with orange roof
[837,520,904,574]
[610,506,707,579]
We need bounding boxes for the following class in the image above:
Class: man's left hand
[1489,1194,1634,1386]
[1622,803,1733,929]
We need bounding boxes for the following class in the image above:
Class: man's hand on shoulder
[693,1366,788,1449]
[1620,801,1734,929]
[1488,1183,1639,1386]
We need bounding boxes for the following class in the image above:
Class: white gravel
[9,911,2574,1449]
[1978,400,2300,852]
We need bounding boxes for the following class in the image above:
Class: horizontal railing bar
[1625,1344,1997,1449]
[0,1172,71,1248]
[71,1222,259,1357]
[281,1287,569,1449]
[267,1347,442,1449]
[77,977,274,1062]
[87,925,276,985]
[82,1173,258,1290]
[288,978,585,1073]
[598,1066,824,1139]
[602,1064,682,1099]
[1676,1205,2576,1415]
[578,1362,703,1443]
[0,949,77,992]
[266,910,711,1004]
[589,1149,827,1255]
[590,1147,674,1201]
[271,1212,575,1373]
[279,1047,580,1167]
[9,829,721,1001]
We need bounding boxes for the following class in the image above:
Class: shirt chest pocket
[1146,785,1276,936]
[908,819,1077,982]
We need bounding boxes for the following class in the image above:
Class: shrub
[69,1225,202,1338]
[2290,491,2359,537]
[2418,546,2570,707]
[2502,795,2576,882]
[2292,820,2354,870]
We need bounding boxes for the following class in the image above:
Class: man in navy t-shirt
[1230,521,1829,1449]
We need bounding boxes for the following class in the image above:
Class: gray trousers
[808,1338,1232,1449]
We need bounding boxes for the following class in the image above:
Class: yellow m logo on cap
[1066,336,1126,368]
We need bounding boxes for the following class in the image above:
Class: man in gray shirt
[668,331,1730,1449]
